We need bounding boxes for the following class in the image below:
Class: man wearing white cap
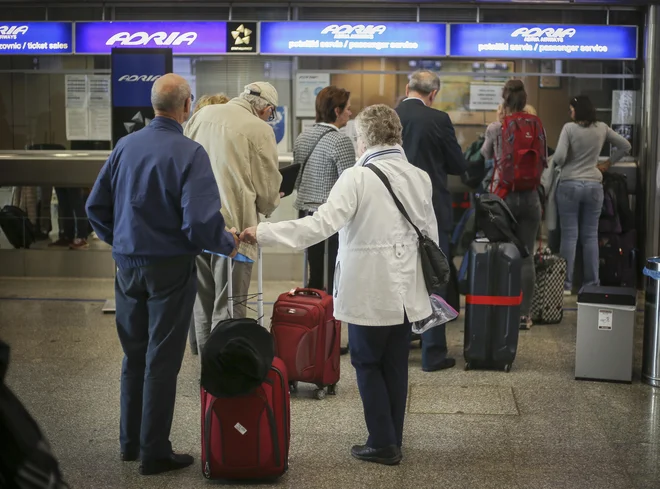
[185,82,282,352]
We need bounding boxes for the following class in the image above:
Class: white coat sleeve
[257,167,359,250]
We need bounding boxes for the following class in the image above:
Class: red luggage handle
[288,287,324,298]
[466,291,523,306]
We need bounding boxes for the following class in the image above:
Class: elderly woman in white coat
[241,104,439,466]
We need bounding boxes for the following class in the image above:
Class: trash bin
[643,257,660,387]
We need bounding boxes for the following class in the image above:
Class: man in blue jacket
[396,70,467,372]
[86,73,238,476]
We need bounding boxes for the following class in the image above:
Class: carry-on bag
[272,232,341,400]
[0,205,36,249]
[200,249,290,481]
[464,240,522,372]
[530,249,566,325]
[201,357,290,481]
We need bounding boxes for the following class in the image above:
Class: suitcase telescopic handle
[288,287,323,298]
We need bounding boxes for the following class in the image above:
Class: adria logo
[118,74,162,82]
[321,24,387,40]
[105,31,197,46]
[0,25,28,40]
[511,27,577,42]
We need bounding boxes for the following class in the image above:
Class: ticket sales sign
[0,22,72,54]
[449,24,638,60]
[260,22,447,57]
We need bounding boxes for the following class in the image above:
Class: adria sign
[106,31,197,47]
[75,22,228,54]
[510,27,577,43]
[320,24,387,40]
[0,25,29,40]
[0,22,72,54]
[118,74,162,82]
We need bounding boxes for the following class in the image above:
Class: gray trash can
[643,257,660,387]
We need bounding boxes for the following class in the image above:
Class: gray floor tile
[514,469,633,489]
[409,384,518,415]
[612,442,660,477]
[596,413,660,444]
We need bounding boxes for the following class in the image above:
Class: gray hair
[355,104,403,149]
[151,78,191,113]
[239,84,271,112]
[408,70,440,96]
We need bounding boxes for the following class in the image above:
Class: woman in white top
[241,104,439,466]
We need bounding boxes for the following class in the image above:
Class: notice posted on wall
[295,73,330,118]
[65,75,111,141]
[468,83,503,112]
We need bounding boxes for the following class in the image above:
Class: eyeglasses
[268,105,277,122]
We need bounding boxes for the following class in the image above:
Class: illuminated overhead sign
[75,22,245,55]
[260,22,447,57]
[449,24,638,60]
[0,22,72,54]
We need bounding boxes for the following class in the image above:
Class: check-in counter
[0,150,638,279]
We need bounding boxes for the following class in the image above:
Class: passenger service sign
[259,22,447,57]
[0,22,72,54]
[449,24,638,60]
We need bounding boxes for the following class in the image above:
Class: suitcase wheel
[464,362,471,371]
[314,388,327,400]
[289,381,298,394]
[504,364,511,373]
[327,384,338,396]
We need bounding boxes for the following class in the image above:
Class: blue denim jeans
[556,180,604,290]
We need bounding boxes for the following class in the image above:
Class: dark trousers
[115,257,197,461]
[421,231,451,370]
[55,187,89,240]
[299,210,338,291]
[349,319,411,449]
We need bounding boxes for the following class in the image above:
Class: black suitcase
[464,240,521,372]
[0,205,36,249]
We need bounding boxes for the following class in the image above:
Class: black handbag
[366,164,450,295]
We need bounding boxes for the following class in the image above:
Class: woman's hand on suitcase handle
[240,226,258,245]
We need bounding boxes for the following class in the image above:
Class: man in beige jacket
[185,81,282,351]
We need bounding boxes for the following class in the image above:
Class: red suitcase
[271,287,341,399]
[201,357,290,481]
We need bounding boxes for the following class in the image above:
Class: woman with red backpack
[481,79,547,330]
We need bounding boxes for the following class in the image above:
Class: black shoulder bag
[366,164,450,295]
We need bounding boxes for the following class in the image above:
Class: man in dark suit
[396,70,467,372]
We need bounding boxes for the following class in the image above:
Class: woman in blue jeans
[553,96,631,293]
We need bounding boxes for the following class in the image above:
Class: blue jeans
[421,231,450,370]
[115,256,197,461]
[349,319,411,449]
[556,180,604,290]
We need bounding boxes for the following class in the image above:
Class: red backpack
[494,113,547,198]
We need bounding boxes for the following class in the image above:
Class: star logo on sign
[231,24,252,45]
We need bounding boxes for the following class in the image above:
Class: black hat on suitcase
[201,318,275,398]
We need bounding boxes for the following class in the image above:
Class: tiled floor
[0,277,659,489]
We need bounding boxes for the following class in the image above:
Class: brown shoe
[70,238,90,250]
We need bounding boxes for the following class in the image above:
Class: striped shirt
[293,123,356,212]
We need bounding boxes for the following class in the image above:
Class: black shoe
[140,452,194,475]
[422,357,456,372]
[120,450,139,462]
[351,445,402,465]
[190,343,199,355]
[340,346,349,355]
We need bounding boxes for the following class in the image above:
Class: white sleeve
[257,168,360,250]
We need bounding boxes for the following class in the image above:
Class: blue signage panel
[76,22,228,55]
[260,22,447,57]
[0,22,72,54]
[112,51,169,107]
[449,24,638,60]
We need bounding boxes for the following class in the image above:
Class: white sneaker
[563,289,572,296]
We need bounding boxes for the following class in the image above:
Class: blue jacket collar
[150,116,183,134]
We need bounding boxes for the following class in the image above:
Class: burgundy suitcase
[271,287,341,400]
[201,357,290,481]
